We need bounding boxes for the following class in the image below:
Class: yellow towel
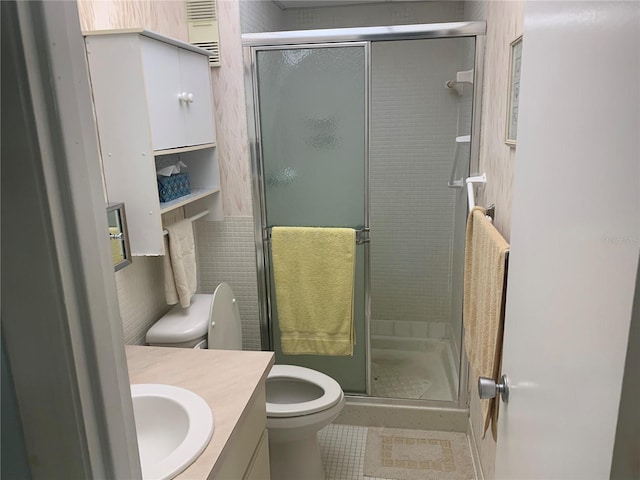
[163,219,197,308]
[463,207,509,440]
[271,227,356,356]
[109,227,124,264]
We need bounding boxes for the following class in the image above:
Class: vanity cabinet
[213,385,271,480]
[125,346,274,480]
[85,30,222,256]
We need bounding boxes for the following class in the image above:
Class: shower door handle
[478,375,510,403]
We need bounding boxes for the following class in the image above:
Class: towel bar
[162,209,210,236]
[264,226,370,245]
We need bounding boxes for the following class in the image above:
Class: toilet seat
[266,365,343,418]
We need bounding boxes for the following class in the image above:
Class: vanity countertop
[125,345,274,479]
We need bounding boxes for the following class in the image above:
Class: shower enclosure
[243,22,485,406]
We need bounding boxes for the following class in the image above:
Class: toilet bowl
[146,282,345,480]
[266,364,345,480]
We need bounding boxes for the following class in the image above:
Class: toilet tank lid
[146,294,212,344]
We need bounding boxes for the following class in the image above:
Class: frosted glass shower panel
[256,47,366,227]
[256,45,367,393]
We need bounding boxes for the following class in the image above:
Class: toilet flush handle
[478,374,510,403]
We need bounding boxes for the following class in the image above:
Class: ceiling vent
[186,0,220,67]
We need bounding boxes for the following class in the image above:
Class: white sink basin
[131,384,214,480]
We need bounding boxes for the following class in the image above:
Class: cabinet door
[244,430,270,480]
[140,37,185,150]
[178,48,216,147]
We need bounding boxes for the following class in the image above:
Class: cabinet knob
[178,91,188,102]
[186,93,194,103]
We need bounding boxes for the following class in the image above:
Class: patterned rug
[364,427,475,480]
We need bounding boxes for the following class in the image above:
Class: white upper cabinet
[140,36,216,151]
[85,30,221,256]
[178,47,217,147]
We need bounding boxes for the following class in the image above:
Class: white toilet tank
[146,283,242,350]
[146,294,212,348]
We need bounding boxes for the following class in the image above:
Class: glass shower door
[255,45,367,393]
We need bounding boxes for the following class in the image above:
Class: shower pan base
[370,336,458,401]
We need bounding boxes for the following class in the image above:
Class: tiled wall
[371,320,450,341]
[115,257,171,345]
[282,1,463,29]
[196,217,262,350]
[463,2,525,479]
[240,0,285,33]
[369,38,472,344]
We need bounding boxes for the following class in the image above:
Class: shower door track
[243,21,486,411]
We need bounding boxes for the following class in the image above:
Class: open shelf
[154,142,216,157]
[159,187,220,214]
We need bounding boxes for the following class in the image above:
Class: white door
[495,2,639,479]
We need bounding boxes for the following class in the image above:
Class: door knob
[478,374,509,403]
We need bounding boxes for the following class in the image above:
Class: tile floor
[318,424,476,480]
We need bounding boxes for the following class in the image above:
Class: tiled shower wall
[240,0,285,33]
[282,1,463,29]
[369,38,472,343]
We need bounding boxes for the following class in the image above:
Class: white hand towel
[163,219,197,308]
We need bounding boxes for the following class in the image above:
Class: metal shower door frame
[243,21,486,409]
[245,41,371,395]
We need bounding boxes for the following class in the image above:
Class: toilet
[146,282,345,480]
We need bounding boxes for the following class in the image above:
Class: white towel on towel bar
[163,218,197,308]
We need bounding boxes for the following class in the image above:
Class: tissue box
[157,172,191,203]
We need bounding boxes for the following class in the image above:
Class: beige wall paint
[464,2,525,479]
[210,0,253,217]
[78,0,188,41]
[468,1,525,243]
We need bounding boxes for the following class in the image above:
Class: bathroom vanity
[125,346,274,479]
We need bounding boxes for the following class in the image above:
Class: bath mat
[364,427,475,480]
